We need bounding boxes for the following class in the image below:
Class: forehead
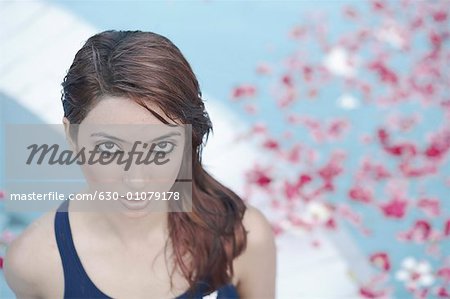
[82,95,176,125]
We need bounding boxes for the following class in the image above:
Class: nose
[123,164,147,190]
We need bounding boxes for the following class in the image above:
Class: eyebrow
[90,131,182,143]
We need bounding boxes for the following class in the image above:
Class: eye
[154,141,176,154]
[97,141,122,154]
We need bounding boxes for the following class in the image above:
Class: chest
[95,251,190,297]
[72,234,191,298]
[48,212,241,299]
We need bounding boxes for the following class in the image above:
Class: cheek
[77,144,124,190]
[148,145,186,189]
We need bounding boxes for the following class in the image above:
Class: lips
[120,195,145,201]
[118,195,151,210]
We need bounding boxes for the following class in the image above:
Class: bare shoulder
[233,203,277,299]
[241,204,276,245]
[3,209,63,299]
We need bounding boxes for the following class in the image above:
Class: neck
[101,209,170,248]
[71,199,170,250]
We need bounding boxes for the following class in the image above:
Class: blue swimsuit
[54,200,239,298]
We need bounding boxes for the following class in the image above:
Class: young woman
[4,30,276,299]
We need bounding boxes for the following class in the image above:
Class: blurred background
[1,0,449,298]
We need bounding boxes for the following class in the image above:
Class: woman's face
[65,95,186,215]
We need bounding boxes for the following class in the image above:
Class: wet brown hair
[61,30,247,295]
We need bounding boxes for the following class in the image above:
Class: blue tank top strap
[54,199,110,298]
